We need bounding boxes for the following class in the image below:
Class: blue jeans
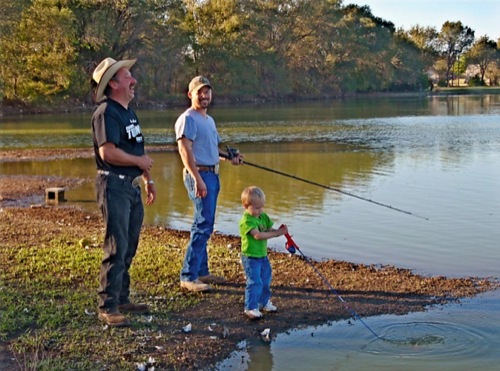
[180,170,220,282]
[95,173,144,311]
[241,255,272,310]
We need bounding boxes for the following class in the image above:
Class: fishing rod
[224,147,428,220]
[282,226,381,340]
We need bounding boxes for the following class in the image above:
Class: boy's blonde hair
[241,186,266,207]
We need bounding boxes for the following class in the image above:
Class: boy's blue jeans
[180,170,220,282]
[241,254,272,310]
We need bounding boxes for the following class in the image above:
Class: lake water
[1,95,499,370]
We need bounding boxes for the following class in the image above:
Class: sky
[349,0,500,41]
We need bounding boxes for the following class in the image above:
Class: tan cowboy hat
[93,57,137,102]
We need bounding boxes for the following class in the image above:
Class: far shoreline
[2,87,499,117]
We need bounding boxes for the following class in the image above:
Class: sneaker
[180,279,211,292]
[98,310,130,327]
[198,274,227,284]
[244,308,262,319]
[260,301,277,312]
[118,302,149,314]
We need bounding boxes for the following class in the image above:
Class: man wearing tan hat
[91,57,156,326]
[175,76,244,292]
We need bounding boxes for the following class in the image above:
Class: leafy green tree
[238,0,305,97]
[241,0,346,97]
[281,0,344,95]
[67,0,161,101]
[402,25,439,71]
[178,0,255,96]
[390,30,428,91]
[465,36,498,84]
[0,0,76,103]
[335,4,396,92]
[436,21,474,87]
[135,0,189,100]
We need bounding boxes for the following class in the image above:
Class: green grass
[0,226,235,369]
[433,86,500,94]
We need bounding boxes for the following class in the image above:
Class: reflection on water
[2,95,499,149]
[217,290,500,371]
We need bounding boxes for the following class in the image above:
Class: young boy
[239,186,288,319]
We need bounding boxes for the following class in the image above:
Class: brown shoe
[198,274,227,284]
[98,310,130,327]
[180,279,211,292]
[118,303,149,314]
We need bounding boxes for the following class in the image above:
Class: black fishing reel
[225,145,240,160]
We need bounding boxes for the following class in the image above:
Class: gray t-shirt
[174,108,221,166]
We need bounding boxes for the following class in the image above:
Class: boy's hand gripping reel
[280,224,298,254]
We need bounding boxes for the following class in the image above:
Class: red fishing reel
[280,224,298,254]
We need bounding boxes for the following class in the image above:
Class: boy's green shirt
[239,211,274,258]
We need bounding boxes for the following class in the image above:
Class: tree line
[1,0,499,107]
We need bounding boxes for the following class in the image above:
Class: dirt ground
[1,149,499,370]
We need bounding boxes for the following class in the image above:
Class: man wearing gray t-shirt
[174,76,244,292]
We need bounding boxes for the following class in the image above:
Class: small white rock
[261,328,271,342]
[183,323,192,333]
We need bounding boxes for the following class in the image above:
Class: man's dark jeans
[95,173,144,312]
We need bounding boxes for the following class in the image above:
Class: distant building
[465,64,482,83]
[427,67,439,83]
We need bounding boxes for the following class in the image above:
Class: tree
[335,4,396,92]
[135,0,189,99]
[436,21,474,87]
[178,0,254,96]
[402,25,439,71]
[390,30,428,90]
[465,36,498,84]
[68,0,160,101]
[0,0,76,103]
[243,0,345,97]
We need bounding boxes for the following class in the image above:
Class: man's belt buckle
[132,176,142,187]
[214,164,219,174]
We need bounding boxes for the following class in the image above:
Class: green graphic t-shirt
[239,211,274,258]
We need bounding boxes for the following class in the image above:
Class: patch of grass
[0,211,247,369]
[433,86,500,95]
[0,229,203,332]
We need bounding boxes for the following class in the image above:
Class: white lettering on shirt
[126,122,142,141]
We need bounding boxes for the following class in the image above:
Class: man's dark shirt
[91,98,145,177]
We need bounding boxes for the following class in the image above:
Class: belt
[185,164,219,174]
[97,170,142,187]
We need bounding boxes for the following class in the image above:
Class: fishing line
[223,148,428,220]
[282,228,381,340]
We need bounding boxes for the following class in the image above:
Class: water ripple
[363,321,487,359]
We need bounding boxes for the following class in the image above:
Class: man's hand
[195,178,207,198]
[230,153,244,165]
[137,155,154,171]
[145,183,156,205]
[224,146,244,165]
